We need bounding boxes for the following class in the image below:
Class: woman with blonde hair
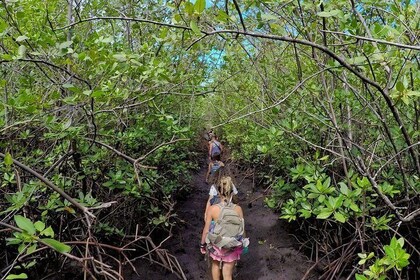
[204,175,238,221]
[200,176,245,280]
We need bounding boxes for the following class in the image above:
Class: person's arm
[208,141,212,158]
[204,196,212,221]
[205,162,212,182]
[200,206,214,254]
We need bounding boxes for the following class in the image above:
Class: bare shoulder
[234,205,244,218]
[208,204,221,216]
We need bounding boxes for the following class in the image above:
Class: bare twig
[321,30,420,51]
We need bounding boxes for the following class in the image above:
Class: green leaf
[27,243,37,254]
[322,177,331,189]
[308,193,318,199]
[384,245,395,258]
[16,35,28,42]
[348,56,366,65]
[190,20,201,35]
[59,41,72,49]
[216,10,229,23]
[339,182,349,195]
[100,36,113,43]
[396,237,404,247]
[40,226,54,237]
[334,212,346,223]
[317,210,332,219]
[14,215,36,235]
[184,1,194,15]
[173,13,182,23]
[407,90,420,97]
[194,0,206,14]
[261,14,278,21]
[358,258,366,265]
[18,243,26,253]
[4,152,13,166]
[6,273,28,279]
[41,238,71,253]
[317,10,341,17]
[350,203,361,212]
[319,155,329,161]
[62,118,72,130]
[34,221,45,232]
[6,238,22,245]
[113,54,127,62]
[358,253,367,258]
[355,274,368,280]
[396,81,405,92]
[62,83,75,89]
[18,45,26,58]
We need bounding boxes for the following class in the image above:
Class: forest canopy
[0,0,419,279]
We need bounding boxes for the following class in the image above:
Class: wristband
[200,243,206,248]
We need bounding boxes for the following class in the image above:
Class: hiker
[208,133,223,161]
[205,153,224,184]
[200,176,247,280]
[207,129,215,141]
[204,175,238,221]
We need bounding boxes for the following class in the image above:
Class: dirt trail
[126,160,319,280]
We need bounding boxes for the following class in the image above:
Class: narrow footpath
[127,158,319,279]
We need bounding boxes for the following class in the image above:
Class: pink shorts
[209,246,243,263]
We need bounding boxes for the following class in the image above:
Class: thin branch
[54,16,191,31]
[358,158,420,223]
[94,96,157,115]
[212,67,337,128]
[0,58,91,88]
[136,138,190,162]
[232,0,246,31]
[84,138,136,163]
[374,141,420,179]
[321,30,420,51]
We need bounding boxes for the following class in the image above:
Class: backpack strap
[213,141,221,151]
[211,141,221,154]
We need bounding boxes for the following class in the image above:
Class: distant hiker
[208,129,215,140]
[200,176,249,280]
[208,134,223,160]
[204,129,215,141]
[205,176,238,221]
[205,153,224,184]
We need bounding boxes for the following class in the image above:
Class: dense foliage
[1,0,419,279]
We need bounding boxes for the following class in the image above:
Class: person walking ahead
[200,177,246,280]
[208,134,223,160]
[205,153,224,184]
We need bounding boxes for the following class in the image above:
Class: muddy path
[125,157,319,280]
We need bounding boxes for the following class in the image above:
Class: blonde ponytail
[218,176,233,198]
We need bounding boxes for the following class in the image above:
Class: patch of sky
[198,48,225,85]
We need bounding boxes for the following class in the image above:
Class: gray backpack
[210,140,221,157]
[206,203,244,249]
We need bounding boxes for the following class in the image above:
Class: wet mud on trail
[126,162,319,280]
